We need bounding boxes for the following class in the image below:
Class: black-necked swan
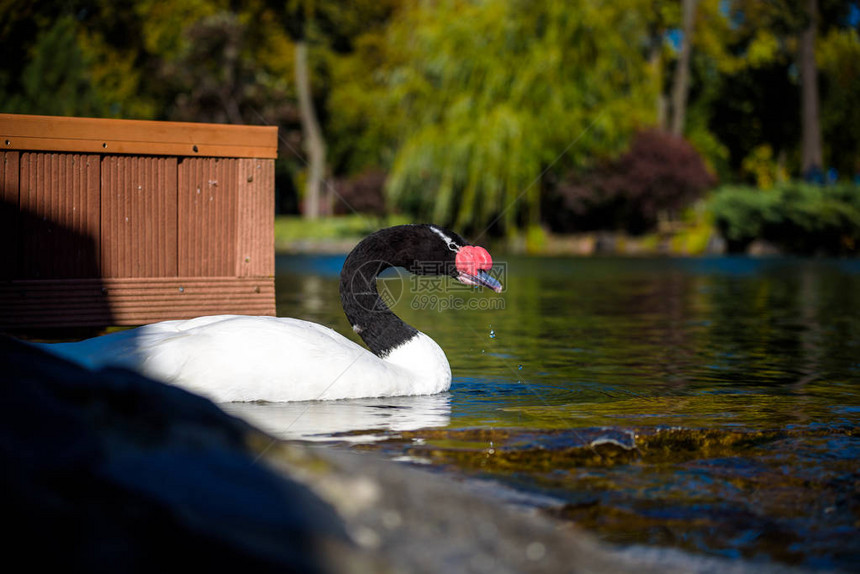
[38,224,502,402]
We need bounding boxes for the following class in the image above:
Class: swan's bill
[457,270,503,292]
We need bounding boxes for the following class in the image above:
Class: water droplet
[518,364,523,370]
[489,330,496,339]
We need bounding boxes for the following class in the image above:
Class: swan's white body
[41,315,452,403]
[36,225,500,403]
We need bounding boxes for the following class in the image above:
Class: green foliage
[1,15,104,117]
[337,0,658,236]
[157,10,294,125]
[741,144,789,189]
[669,205,715,255]
[2,0,859,234]
[324,3,402,175]
[818,27,860,177]
[524,224,549,254]
[710,184,860,255]
[699,0,859,180]
[135,0,223,57]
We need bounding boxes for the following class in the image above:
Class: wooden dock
[0,114,278,330]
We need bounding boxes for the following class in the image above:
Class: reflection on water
[223,393,451,442]
[249,254,860,569]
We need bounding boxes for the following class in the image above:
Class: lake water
[228,254,860,570]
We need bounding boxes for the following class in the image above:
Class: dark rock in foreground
[1,335,350,573]
[1,336,826,574]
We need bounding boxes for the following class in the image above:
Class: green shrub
[709,184,860,255]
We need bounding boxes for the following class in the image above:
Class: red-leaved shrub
[333,170,388,216]
[546,130,716,234]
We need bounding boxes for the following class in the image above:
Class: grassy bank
[275,211,718,256]
[274,215,410,252]
[276,183,860,257]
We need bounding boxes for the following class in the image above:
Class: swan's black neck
[339,229,419,356]
[339,225,458,357]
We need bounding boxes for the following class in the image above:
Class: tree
[159,12,290,125]
[294,39,327,219]
[817,25,860,178]
[1,15,102,117]
[671,0,699,136]
[0,3,151,119]
[273,1,328,220]
[800,0,823,177]
[348,0,658,236]
[699,0,856,181]
[277,0,401,218]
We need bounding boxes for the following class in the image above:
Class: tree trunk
[294,40,326,219]
[649,32,667,131]
[800,0,823,178]
[670,0,698,137]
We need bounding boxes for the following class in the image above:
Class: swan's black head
[339,224,502,356]
[375,224,503,292]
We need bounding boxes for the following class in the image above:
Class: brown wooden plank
[18,153,100,279]
[0,151,18,203]
[0,152,19,279]
[178,158,238,277]
[101,156,178,278]
[235,158,275,277]
[0,113,278,159]
[5,137,277,159]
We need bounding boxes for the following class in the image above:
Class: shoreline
[275,233,807,258]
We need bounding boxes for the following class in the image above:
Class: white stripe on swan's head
[429,225,461,252]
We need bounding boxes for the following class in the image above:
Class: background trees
[339,0,658,235]
[1,0,858,238]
